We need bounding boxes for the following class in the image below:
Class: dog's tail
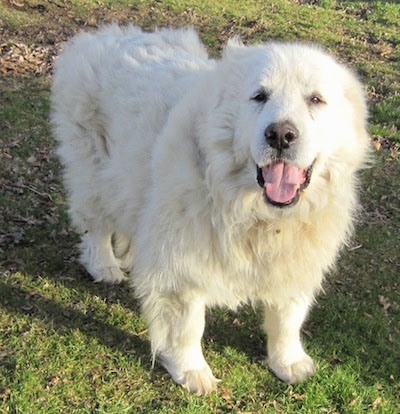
[51,31,111,164]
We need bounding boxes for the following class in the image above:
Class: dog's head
[206,40,370,213]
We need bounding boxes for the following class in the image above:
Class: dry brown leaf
[349,396,360,407]
[372,397,382,410]
[378,295,391,313]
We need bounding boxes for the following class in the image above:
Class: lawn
[0,0,399,412]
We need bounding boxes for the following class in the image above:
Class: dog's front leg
[263,297,315,384]
[140,290,219,394]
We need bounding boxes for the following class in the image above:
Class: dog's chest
[200,221,322,306]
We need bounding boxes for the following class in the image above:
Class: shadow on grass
[0,277,152,369]
[1,218,399,391]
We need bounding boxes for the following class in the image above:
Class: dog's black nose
[264,122,299,151]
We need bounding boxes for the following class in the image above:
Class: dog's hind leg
[140,290,219,395]
[113,233,134,272]
[79,226,126,284]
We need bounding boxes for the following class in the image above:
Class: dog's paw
[268,354,315,384]
[160,353,220,395]
[116,254,134,273]
[180,367,221,395]
[91,266,127,284]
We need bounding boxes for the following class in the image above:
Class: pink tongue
[263,161,306,204]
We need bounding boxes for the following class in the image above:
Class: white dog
[51,25,370,394]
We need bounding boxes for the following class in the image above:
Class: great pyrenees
[51,25,370,394]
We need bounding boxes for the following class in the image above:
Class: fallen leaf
[372,397,382,410]
[0,387,11,400]
[378,295,391,313]
[349,396,360,407]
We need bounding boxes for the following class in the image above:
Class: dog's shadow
[204,306,266,362]
[3,225,394,389]
[1,224,269,375]
[0,229,152,369]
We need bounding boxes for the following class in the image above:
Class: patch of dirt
[0,41,55,75]
[1,1,100,75]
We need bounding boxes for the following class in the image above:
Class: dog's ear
[223,36,248,60]
[343,72,372,168]
[343,71,369,128]
[226,36,244,49]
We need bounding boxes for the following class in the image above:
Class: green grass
[1,0,399,412]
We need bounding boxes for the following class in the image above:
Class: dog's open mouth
[257,160,313,207]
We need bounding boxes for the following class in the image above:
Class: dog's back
[51,25,211,162]
[51,25,212,234]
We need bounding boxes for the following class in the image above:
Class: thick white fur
[51,25,370,394]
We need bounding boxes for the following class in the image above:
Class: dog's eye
[251,90,269,104]
[309,94,325,105]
